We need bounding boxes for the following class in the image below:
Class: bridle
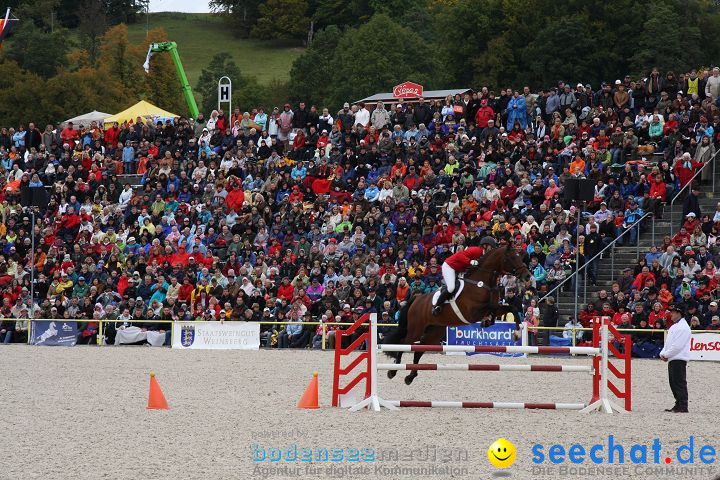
[466,250,529,282]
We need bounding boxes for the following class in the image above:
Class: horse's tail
[384,294,416,347]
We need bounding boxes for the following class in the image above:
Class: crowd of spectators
[1,66,720,349]
[581,192,720,357]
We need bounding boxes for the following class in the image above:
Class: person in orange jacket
[657,286,673,308]
[568,155,586,176]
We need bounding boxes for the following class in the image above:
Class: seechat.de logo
[532,436,716,465]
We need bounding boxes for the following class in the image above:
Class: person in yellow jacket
[55,274,74,295]
[190,280,211,311]
[408,261,425,279]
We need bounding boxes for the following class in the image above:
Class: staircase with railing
[545,150,720,322]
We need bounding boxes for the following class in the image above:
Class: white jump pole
[580,323,627,414]
[348,317,397,412]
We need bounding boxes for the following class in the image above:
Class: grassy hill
[127,12,303,87]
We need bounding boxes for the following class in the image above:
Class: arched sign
[392,81,423,99]
[218,76,232,112]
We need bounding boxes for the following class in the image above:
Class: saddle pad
[432,280,465,305]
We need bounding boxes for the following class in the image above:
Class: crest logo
[180,324,195,347]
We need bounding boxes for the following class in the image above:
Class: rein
[464,251,526,288]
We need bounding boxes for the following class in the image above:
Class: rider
[432,236,497,315]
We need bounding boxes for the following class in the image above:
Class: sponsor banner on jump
[689,332,720,361]
[446,322,522,357]
[172,321,260,350]
[31,320,78,346]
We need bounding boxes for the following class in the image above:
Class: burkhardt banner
[446,321,523,357]
[31,320,78,346]
[689,332,720,361]
[172,321,260,350]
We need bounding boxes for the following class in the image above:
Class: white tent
[61,110,111,129]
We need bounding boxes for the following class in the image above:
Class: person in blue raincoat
[506,90,527,131]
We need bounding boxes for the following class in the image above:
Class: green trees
[209,0,263,36]
[287,25,342,106]
[631,1,704,74]
[328,14,445,107]
[288,15,447,108]
[77,0,108,64]
[3,23,69,78]
[196,52,267,114]
[283,0,720,111]
[251,0,310,41]
[520,16,600,88]
[0,23,187,126]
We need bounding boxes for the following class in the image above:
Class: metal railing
[538,211,655,313]
[11,317,720,353]
[527,324,720,350]
[669,148,720,236]
[12,318,398,351]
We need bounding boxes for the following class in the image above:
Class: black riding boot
[432,287,450,316]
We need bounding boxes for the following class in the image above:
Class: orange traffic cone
[147,372,169,410]
[297,372,319,409]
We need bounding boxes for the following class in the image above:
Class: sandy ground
[2,345,719,480]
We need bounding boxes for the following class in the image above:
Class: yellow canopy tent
[103,100,178,128]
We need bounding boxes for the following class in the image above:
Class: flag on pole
[143,45,154,73]
[0,8,19,47]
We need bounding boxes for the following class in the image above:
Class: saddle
[433,279,465,306]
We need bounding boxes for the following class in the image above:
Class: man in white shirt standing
[660,306,691,413]
[354,103,370,128]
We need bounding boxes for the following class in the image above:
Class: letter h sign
[218,76,232,112]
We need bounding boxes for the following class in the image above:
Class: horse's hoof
[404,375,415,385]
[387,370,396,379]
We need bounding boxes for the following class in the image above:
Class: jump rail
[379,344,600,355]
[331,314,632,414]
[376,363,593,372]
[388,401,588,410]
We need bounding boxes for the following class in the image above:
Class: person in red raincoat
[673,152,701,187]
[474,99,495,129]
[225,180,245,213]
[432,236,497,315]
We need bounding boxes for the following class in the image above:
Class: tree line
[280,0,720,110]
[2,0,720,125]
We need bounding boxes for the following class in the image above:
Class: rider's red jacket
[444,246,485,271]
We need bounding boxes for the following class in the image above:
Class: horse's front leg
[387,351,402,379]
[480,304,517,328]
[493,305,513,321]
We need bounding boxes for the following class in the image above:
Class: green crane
[145,41,200,119]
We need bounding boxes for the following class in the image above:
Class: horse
[383,244,533,385]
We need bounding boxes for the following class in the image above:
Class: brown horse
[384,245,532,385]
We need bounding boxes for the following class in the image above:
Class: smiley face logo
[488,438,516,468]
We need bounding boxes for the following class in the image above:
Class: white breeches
[442,263,457,292]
